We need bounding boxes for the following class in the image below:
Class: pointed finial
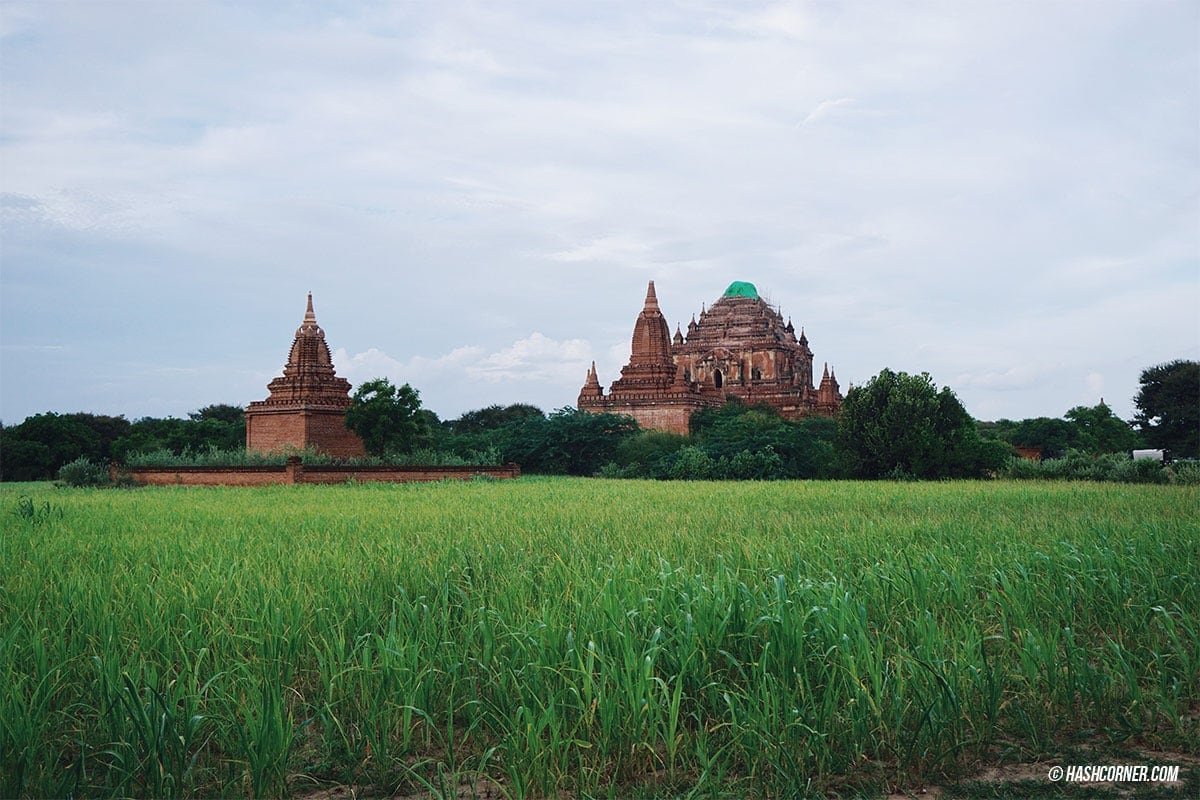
[643,280,660,311]
[582,360,602,393]
[304,292,316,322]
[822,362,830,379]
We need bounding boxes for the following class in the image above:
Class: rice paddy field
[1,478,1197,799]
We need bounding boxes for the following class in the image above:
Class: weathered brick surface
[115,461,521,486]
[245,294,366,457]
[579,390,712,435]
[580,281,843,432]
[293,463,521,485]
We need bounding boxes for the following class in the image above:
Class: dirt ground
[294,748,1198,800]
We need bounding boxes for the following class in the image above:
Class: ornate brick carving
[580,281,842,433]
[246,295,366,457]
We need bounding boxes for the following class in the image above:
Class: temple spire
[297,292,323,337]
[643,281,660,312]
[580,360,602,397]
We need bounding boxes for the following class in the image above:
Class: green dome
[722,281,759,299]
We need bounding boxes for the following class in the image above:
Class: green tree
[837,369,1009,479]
[188,404,246,425]
[344,378,431,456]
[1,406,240,479]
[111,409,245,461]
[667,446,715,480]
[438,404,546,462]
[0,413,107,480]
[608,429,690,477]
[508,407,639,475]
[1133,360,1199,458]
[690,401,837,479]
[1064,402,1142,455]
[979,417,1073,459]
[1011,417,1076,459]
[450,404,545,434]
[0,433,52,481]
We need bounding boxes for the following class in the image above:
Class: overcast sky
[2,0,1197,427]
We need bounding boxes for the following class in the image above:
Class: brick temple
[579,281,842,434]
[245,294,366,457]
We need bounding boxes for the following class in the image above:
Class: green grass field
[2,479,1197,799]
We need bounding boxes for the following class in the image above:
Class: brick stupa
[245,294,366,457]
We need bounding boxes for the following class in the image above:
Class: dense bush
[718,446,786,480]
[666,446,716,480]
[504,408,640,476]
[385,447,502,466]
[595,403,839,481]
[1105,457,1170,484]
[123,445,502,468]
[55,457,110,487]
[1167,461,1200,485]
[605,430,690,477]
[1000,451,1171,484]
[691,403,838,479]
[126,446,289,467]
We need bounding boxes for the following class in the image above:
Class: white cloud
[799,97,854,128]
[1,0,1196,425]
[550,234,655,265]
[331,334,595,418]
[333,345,483,389]
[952,365,1053,392]
[468,333,592,383]
[731,3,810,40]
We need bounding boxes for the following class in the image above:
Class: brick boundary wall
[112,458,521,487]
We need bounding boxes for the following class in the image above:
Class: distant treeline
[4,360,1194,483]
[1,405,245,481]
[2,374,1190,489]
